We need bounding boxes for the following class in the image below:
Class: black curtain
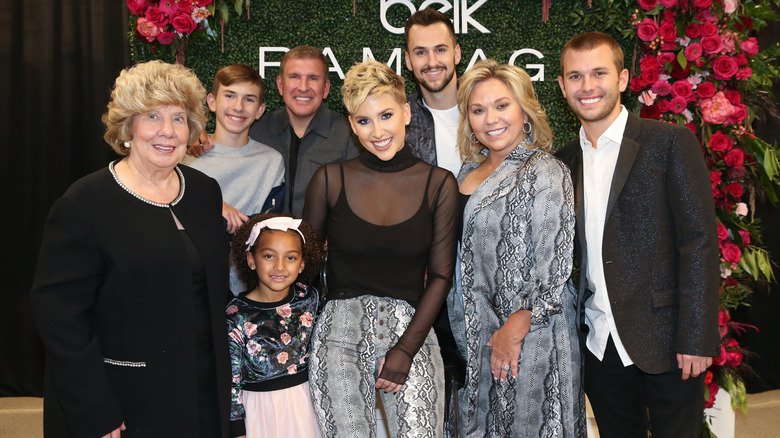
[0,0,130,396]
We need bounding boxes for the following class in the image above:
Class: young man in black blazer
[556,32,719,438]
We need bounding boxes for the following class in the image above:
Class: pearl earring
[124,141,131,149]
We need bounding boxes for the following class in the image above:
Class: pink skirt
[242,381,323,438]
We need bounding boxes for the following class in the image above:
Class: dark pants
[584,337,704,438]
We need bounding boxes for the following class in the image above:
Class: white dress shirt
[580,106,634,366]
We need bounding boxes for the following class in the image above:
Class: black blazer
[31,165,232,437]
[556,113,720,374]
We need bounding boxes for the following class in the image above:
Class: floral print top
[226,283,318,432]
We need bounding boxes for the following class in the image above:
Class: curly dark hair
[231,213,325,290]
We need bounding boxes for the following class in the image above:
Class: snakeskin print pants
[309,295,444,438]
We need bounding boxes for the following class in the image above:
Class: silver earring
[124,141,131,149]
[522,121,532,134]
[405,120,410,126]
[250,265,256,270]
[469,132,480,144]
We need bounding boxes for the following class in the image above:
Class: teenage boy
[555,32,719,438]
[182,64,285,294]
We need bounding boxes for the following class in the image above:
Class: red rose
[709,131,732,152]
[728,104,747,124]
[685,23,701,39]
[660,0,677,6]
[630,76,646,93]
[716,222,728,241]
[657,52,676,66]
[701,22,717,36]
[738,230,751,246]
[637,18,660,42]
[171,12,197,34]
[669,59,690,79]
[127,0,150,15]
[685,122,697,135]
[671,80,694,101]
[726,182,743,198]
[711,170,722,185]
[684,43,702,61]
[157,32,176,45]
[726,349,743,367]
[144,6,168,27]
[736,67,752,81]
[659,22,678,42]
[693,0,713,8]
[701,35,722,55]
[729,167,746,179]
[735,54,748,66]
[697,82,716,99]
[197,0,213,6]
[641,67,660,85]
[721,241,742,264]
[669,96,687,114]
[712,56,739,80]
[640,54,659,71]
[638,0,658,10]
[736,16,754,31]
[177,1,195,14]
[724,148,745,168]
[704,381,719,408]
[740,37,759,57]
[723,89,741,104]
[657,98,671,113]
[651,80,672,96]
[640,104,662,119]
[705,370,714,385]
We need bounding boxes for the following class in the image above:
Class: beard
[416,66,456,93]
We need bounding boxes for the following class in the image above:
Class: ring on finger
[502,364,510,371]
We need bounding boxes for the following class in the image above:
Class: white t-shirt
[423,100,462,176]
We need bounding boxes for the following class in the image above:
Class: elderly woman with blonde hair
[303,59,458,437]
[448,59,585,437]
[31,60,231,438]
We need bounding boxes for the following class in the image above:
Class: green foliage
[130,0,634,147]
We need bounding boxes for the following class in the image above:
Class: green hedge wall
[132,0,635,148]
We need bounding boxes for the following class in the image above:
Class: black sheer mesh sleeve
[379,168,458,384]
[302,164,332,241]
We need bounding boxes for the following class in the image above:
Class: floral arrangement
[127,0,253,62]
[627,0,779,434]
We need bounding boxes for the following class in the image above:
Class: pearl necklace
[109,160,185,208]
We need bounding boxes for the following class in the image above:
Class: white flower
[723,0,738,14]
[735,202,748,217]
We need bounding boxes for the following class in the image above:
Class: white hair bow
[245,217,306,251]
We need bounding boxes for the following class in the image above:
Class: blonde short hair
[342,59,406,115]
[102,60,207,155]
[457,59,553,163]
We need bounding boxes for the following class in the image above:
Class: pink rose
[639,90,657,106]
[740,37,759,57]
[638,0,659,10]
[299,312,314,327]
[716,222,728,241]
[701,92,735,125]
[657,51,676,66]
[671,80,694,101]
[136,17,161,43]
[127,0,150,15]
[697,82,716,99]
[247,340,261,356]
[721,241,742,264]
[659,22,678,43]
[226,305,238,315]
[724,148,745,168]
[736,67,752,81]
[277,304,292,318]
[738,230,751,246]
[684,43,702,62]
[701,35,722,55]
[637,18,660,42]
[280,333,292,345]
[171,12,197,34]
[276,351,289,364]
[196,0,213,6]
[728,104,747,124]
[669,96,687,114]
[287,364,298,374]
[651,80,672,96]
[144,6,168,27]
[709,131,732,152]
[735,202,748,216]
[657,98,671,113]
[693,0,712,8]
[723,0,738,14]
[244,321,258,337]
[156,32,175,45]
